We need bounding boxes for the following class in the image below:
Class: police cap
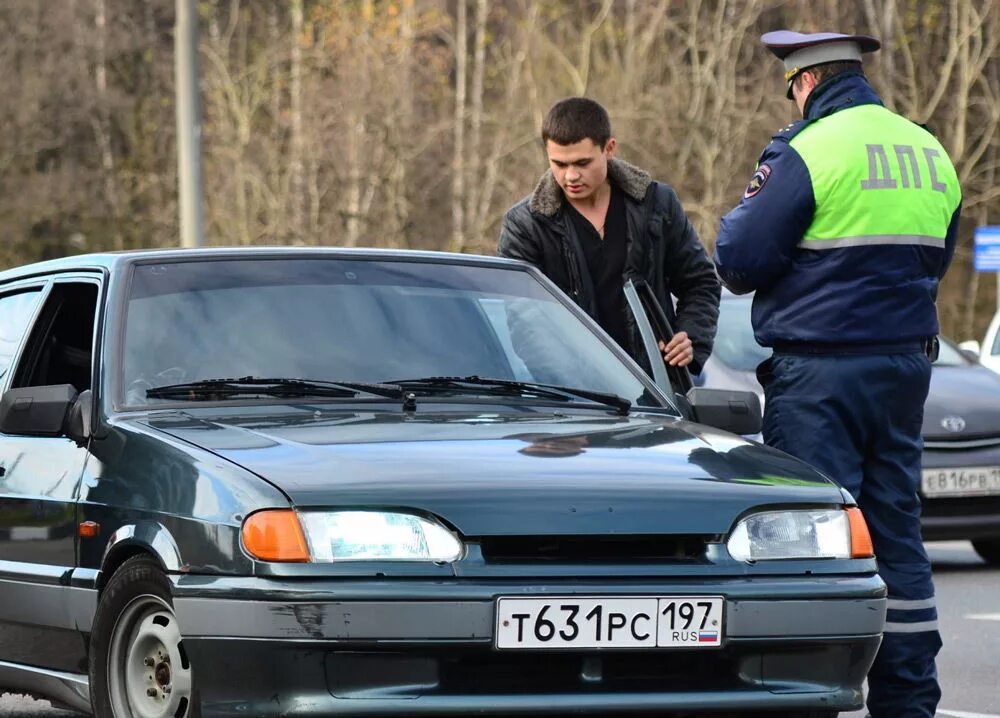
[761,30,881,99]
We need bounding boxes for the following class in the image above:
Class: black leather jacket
[498,158,720,374]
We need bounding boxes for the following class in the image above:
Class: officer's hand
[659,332,694,367]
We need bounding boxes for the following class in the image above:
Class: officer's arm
[498,208,542,267]
[658,186,721,374]
[713,142,815,293]
[939,203,962,278]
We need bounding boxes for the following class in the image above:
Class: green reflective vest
[790,104,961,251]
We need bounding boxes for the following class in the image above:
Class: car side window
[0,289,44,384]
[12,283,99,393]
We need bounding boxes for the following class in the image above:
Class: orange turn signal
[79,521,101,538]
[846,507,874,559]
[242,509,311,562]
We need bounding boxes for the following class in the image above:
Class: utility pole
[175,0,204,248]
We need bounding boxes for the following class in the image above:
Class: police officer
[714,31,961,718]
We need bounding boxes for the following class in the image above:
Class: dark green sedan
[0,248,883,717]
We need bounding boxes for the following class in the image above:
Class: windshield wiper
[387,375,631,415]
[146,377,403,401]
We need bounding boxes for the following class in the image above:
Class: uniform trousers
[759,351,941,718]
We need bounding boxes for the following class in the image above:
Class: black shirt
[565,184,629,350]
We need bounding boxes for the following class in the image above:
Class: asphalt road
[2,541,998,717]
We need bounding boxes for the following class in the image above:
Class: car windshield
[713,297,771,371]
[120,257,667,411]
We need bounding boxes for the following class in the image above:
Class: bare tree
[450,0,468,251]
[0,0,996,339]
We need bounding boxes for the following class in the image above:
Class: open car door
[623,278,762,435]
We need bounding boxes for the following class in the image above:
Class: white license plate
[495,596,723,649]
[921,466,1000,497]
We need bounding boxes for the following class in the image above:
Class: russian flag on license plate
[698,631,718,642]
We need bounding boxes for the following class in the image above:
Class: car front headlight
[727,507,873,562]
[242,509,464,563]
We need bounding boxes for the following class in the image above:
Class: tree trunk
[290,0,305,242]
[466,0,488,246]
[450,0,468,252]
[93,0,121,249]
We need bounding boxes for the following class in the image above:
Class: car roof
[0,247,527,284]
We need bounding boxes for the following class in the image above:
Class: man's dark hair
[541,97,612,148]
[805,61,864,85]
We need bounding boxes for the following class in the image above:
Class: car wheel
[972,538,1000,565]
[89,554,198,717]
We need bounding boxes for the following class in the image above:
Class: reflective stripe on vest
[798,234,946,250]
[790,104,961,250]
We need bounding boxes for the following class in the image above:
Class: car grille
[924,435,1000,450]
[922,495,1000,516]
[438,649,742,692]
[325,647,744,697]
[323,640,869,700]
[477,535,711,563]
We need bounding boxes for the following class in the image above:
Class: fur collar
[528,158,653,217]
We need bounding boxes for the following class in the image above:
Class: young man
[714,31,962,718]
[498,97,720,374]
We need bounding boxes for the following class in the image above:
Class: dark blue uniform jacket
[713,73,961,349]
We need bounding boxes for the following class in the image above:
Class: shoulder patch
[743,163,772,199]
[770,119,811,144]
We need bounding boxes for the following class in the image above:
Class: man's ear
[604,137,617,159]
[801,70,819,93]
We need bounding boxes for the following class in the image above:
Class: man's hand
[659,332,694,367]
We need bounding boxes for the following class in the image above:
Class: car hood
[138,407,843,536]
[924,365,1000,440]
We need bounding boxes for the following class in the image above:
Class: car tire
[89,554,199,717]
[972,538,1000,565]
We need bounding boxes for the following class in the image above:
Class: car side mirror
[0,385,79,437]
[686,387,762,436]
[65,389,94,445]
[958,339,981,356]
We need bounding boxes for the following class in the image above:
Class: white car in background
[959,308,1000,374]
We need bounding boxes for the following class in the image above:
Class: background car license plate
[495,596,723,649]
[921,466,1000,497]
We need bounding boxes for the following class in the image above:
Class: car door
[623,278,694,414]
[624,279,761,435]
[0,275,101,672]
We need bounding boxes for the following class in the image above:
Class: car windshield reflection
[121,258,667,412]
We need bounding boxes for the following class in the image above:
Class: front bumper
[921,444,1000,540]
[172,574,885,716]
